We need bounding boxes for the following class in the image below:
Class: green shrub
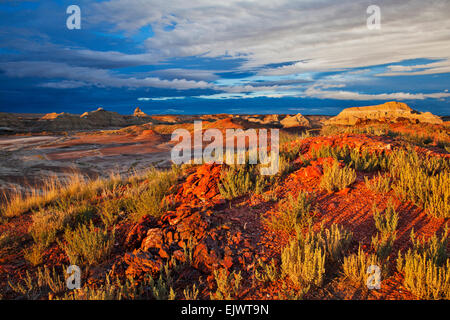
[60,222,115,266]
[311,145,389,172]
[373,202,398,237]
[281,224,352,287]
[99,198,126,227]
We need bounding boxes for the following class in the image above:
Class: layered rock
[0,113,22,128]
[326,101,443,126]
[151,115,181,124]
[280,113,310,128]
[38,112,89,131]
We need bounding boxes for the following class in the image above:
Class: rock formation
[151,115,181,123]
[326,101,443,126]
[81,108,127,127]
[134,107,149,118]
[280,113,310,128]
[262,114,280,124]
[38,112,90,131]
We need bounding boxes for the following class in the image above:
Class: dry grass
[364,173,392,193]
[126,167,179,222]
[29,202,95,248]
[8,266,67,299]
[0,172,122,219]
[342,247,383,287]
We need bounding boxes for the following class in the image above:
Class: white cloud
[378,60,450,76]
[304,86,450,101]
[92,0,450,75]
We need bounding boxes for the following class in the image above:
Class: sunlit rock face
[326,101,443,126]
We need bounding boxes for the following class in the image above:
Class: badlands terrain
[0,101,448,300]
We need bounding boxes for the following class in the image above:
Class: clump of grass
[59,222,115,266]
[323,224,353,262]
[342,246,383,287]
[24,243,45,266]
[320,162,356,192]
[266,191,314,232]
[218,164,277,199]
[62,264,176,300]
[364,173,392,193]
[218,166,254,200]
[210,268,242,300]
[373,202,398,236]
[183,284,199,300]
[254,258,279,284]
[371,202,398,261]
[8,266,67,299]
[99,198,126,227]
[397,228,449,299]
[281,224,353,289]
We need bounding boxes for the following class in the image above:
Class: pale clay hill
[325,101,444,126]
[0,101,445,134]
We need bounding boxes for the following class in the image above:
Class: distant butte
[326,101,443,126]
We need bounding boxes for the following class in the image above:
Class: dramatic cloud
[0,0,449,114]
[93,0,450,73]
[0,61,212,90]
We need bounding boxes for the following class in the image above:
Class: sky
[0,0,449,115]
